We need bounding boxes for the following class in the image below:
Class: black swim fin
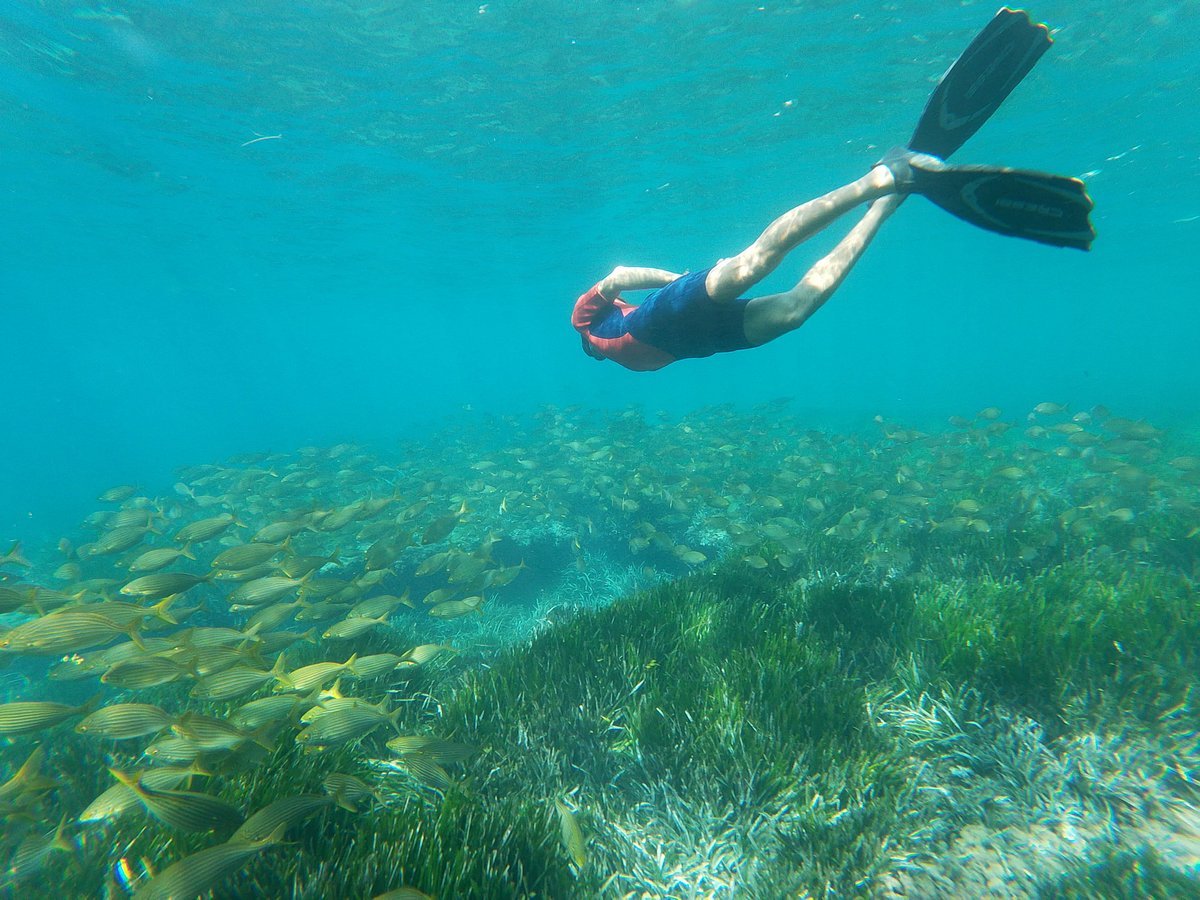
[909,8,1052,160]
[907,158,1095,250]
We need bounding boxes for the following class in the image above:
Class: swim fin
[906,157,1095,250]
[909,7,1052,160]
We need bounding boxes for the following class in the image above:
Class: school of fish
[0,401,1197,896]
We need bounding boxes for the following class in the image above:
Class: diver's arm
[597,266,682,298]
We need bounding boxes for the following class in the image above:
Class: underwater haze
[3,0,1198,535]
[2,2,1200,898]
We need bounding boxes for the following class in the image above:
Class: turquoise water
[2,5,1200,896]
[3,1,1197,537]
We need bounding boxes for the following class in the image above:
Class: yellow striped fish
[0,694,100,736]
[555,798,587,867]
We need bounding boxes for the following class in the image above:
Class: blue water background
[2,1,1198,544]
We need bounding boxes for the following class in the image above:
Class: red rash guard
[570,283,674,372]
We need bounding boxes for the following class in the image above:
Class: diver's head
[581,335,605,361]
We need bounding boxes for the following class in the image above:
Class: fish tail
[150,596,179,625]
[126,625,146,651]
[13,745,46,783]
[331,791,358,813]
[241,621,264,638]
[107,767,140,790]
[52,814,76,855]
[249,724,277,753]
[272,656,292,691]
[2,541,30,567]
[259,822,291,847]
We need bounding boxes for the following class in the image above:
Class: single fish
[172,712,272,753]
[210,541,288,571]
[131,824,286,900]
[347,653,404,680]
[108,768,243,833]
[89,525,154,557]
[365,533,410,571]
[555,798,587,867]
[99,484,138,502]
[190,658,286,702]
[0,610,137,655]
[0,815,74,888]
[252,519,307,543]
[322,773,376,812]
[142,734,204,764]
[396,752,453,792]
[485,561,526,588]
[1032,402,1067,415]
[277,552,339,580]
[427,596,484,620]
[422,587,457,606]
[102,655,191,690]
[175,513,241,544]
[349,592,411,618]
[0,694,100,736]
[232,794,332,842]
[322,612,390,641]
[121,571,212,600]
[79,765,209,823]
[413,551,451,578]
[397,644,455,668]
[76,703,174,740]
[446,554,489,584]
[228,575,307,607]
[177,625,261,649]
[230,693,314,732]
[385,736,475,765]
[296,703,400,750]
[244,599,303,632]
[421,501,469,545]
[276,654,359,693]
[128,546,197,573]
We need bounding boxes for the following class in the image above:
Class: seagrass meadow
[0,402,1198,898]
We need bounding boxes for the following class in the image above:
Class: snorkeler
[573,8,1095,372]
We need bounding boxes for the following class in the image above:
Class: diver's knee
[708,250,774,300]
[797,271,835,303]
[706,261,749,301]
[780,284,823,328]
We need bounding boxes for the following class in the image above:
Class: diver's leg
[706,165,896,303]
[742,194,902,346]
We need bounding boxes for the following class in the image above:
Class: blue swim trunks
[625,268,754,361]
